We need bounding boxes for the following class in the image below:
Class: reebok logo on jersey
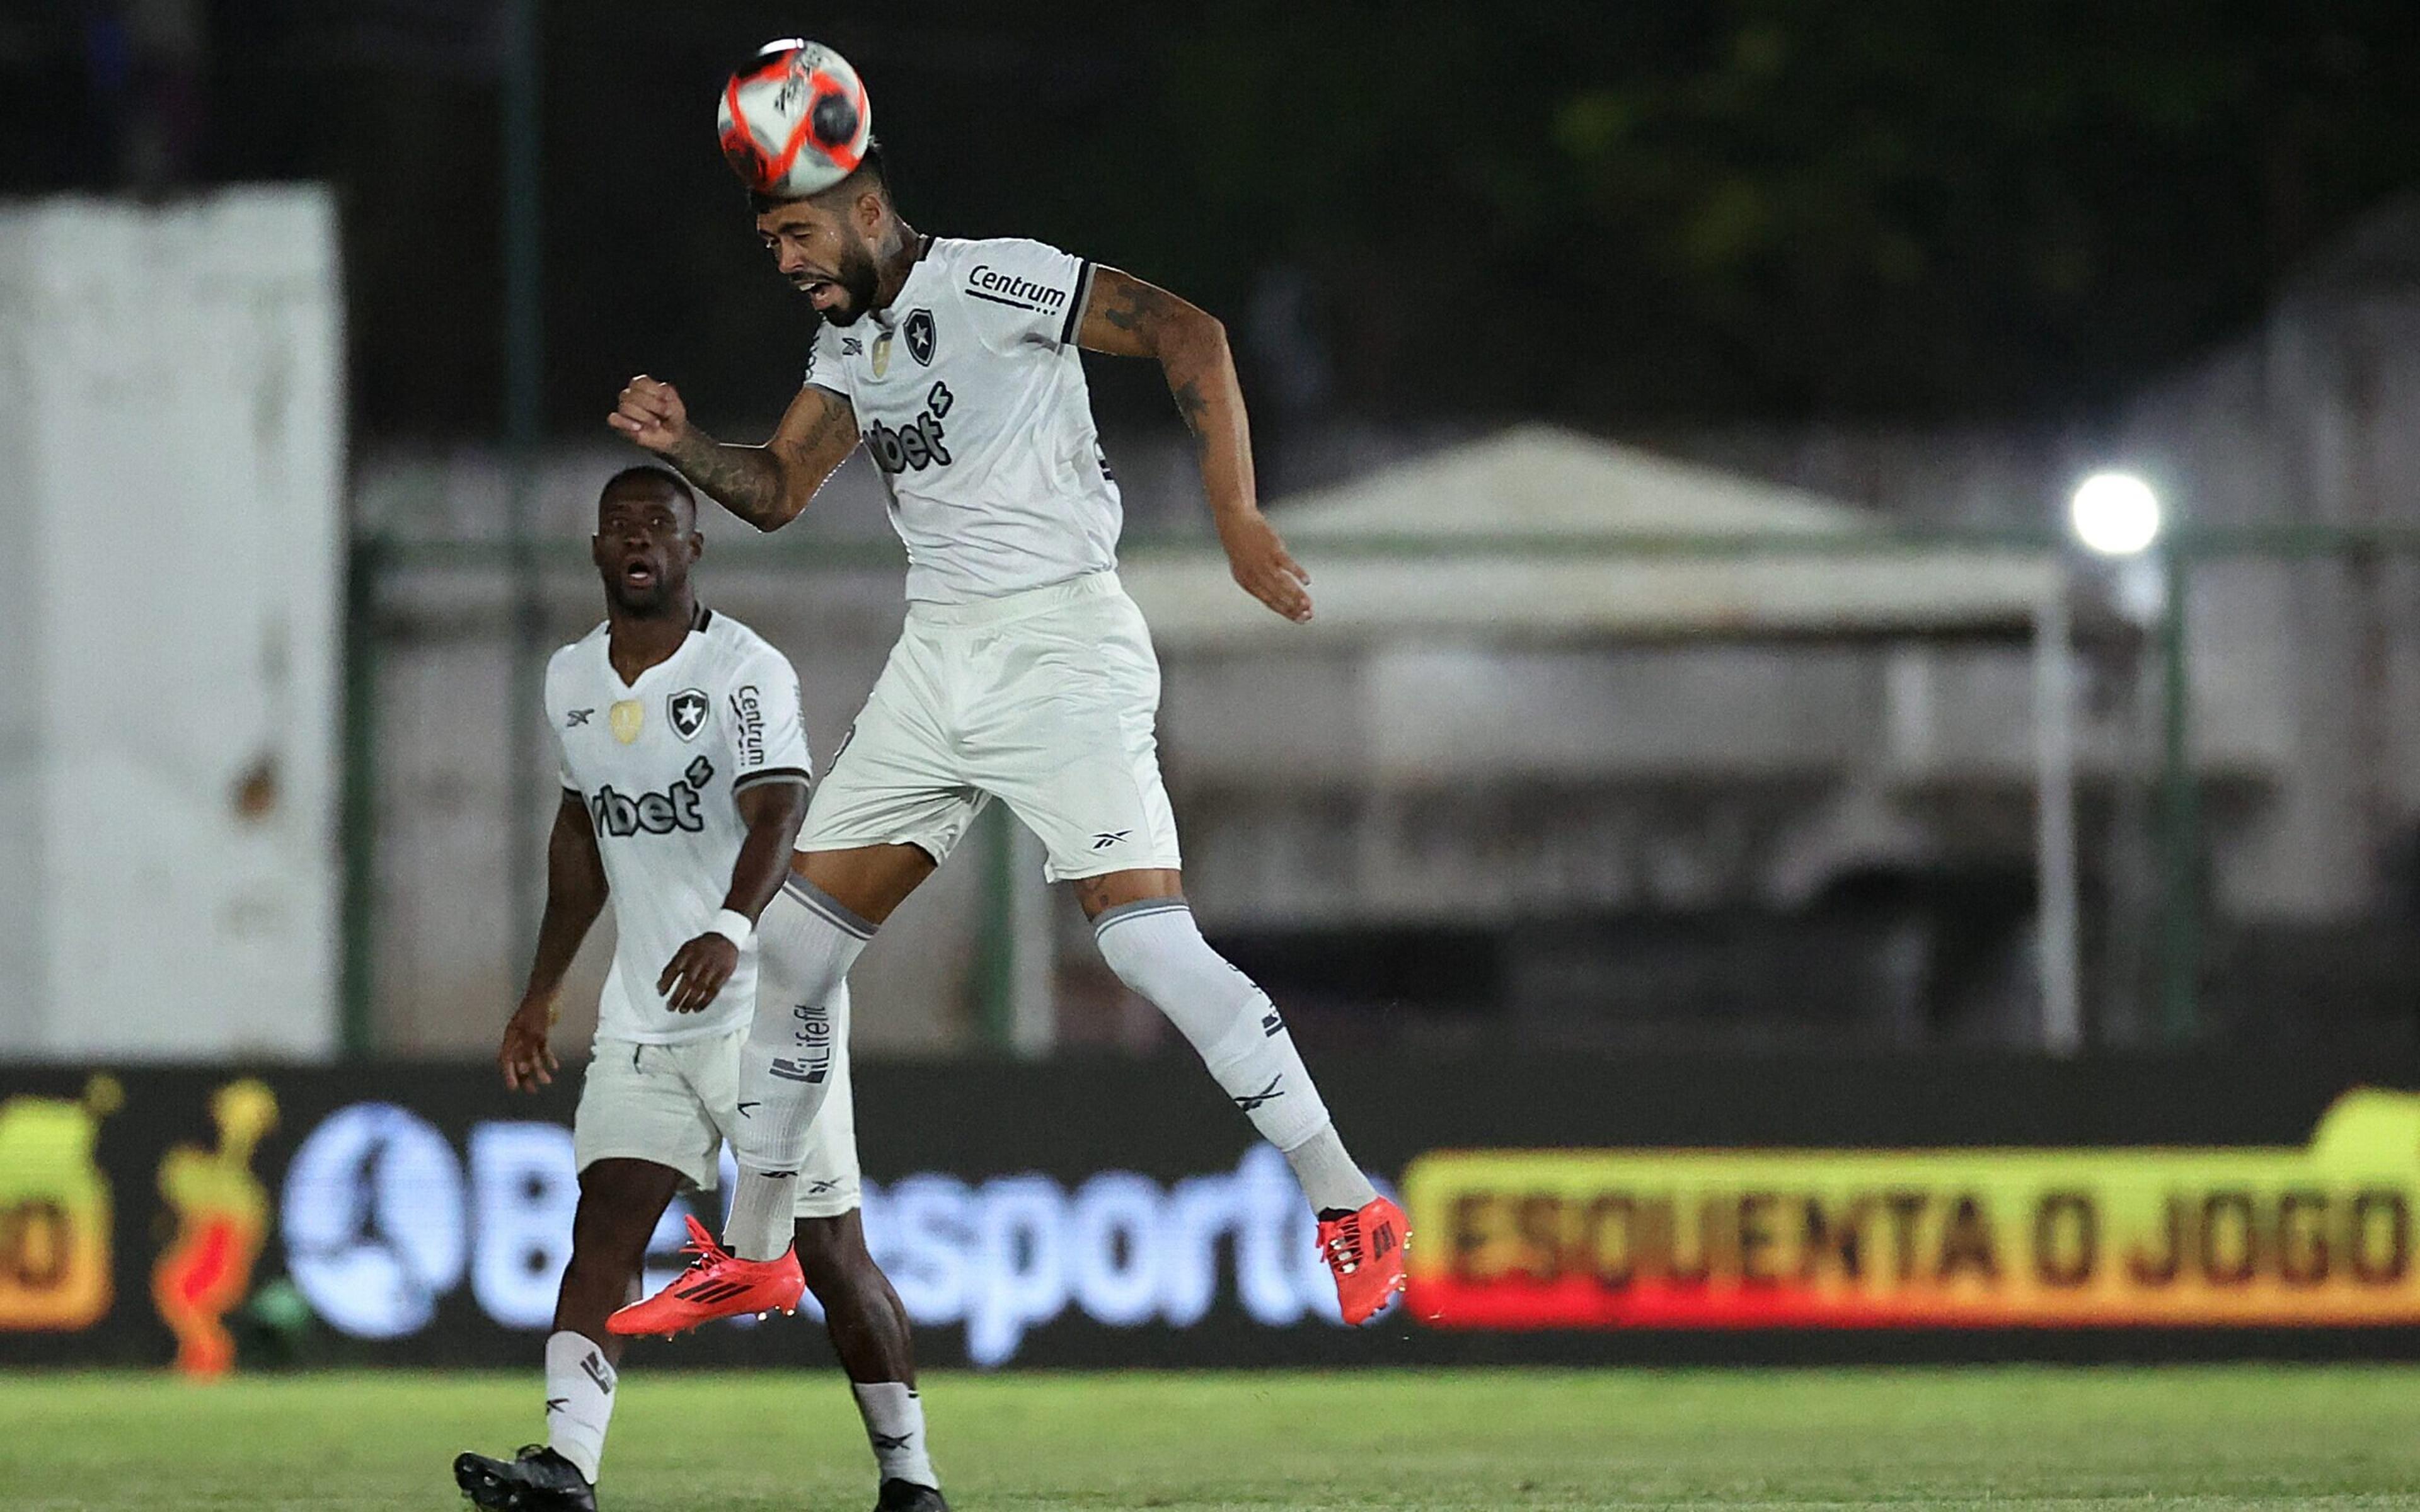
[589,755,715,837]
[966,263,1067,314]
[842,336,862,356]
[565,707,594,727]
[865,381,957,476]
[1091,830,1131,850]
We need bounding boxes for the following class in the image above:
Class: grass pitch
[1,1366,2417,1509]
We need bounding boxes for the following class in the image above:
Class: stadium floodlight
[2068,471,2162,557]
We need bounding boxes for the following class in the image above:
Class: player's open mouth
[621,560,657,588]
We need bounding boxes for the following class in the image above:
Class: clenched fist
[609,374,693,454]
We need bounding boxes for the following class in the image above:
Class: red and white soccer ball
[717,39,872,200]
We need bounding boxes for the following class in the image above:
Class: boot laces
[1320,1211,1364,1275]
[675,1213,730,1274]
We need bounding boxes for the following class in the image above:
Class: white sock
[543,1331,614,1484]
[1093,900,1374,1210]
[851,1382,938,1489]
[1282,1122,1380,1216]
[727,878,872,1260]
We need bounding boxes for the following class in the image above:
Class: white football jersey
[805,236,1122,603]
[545,609,812,1045]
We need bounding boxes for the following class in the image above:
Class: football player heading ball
[606,39,1407,1341]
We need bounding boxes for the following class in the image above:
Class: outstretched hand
[1218,510,1313,623]
[609,374,693,454]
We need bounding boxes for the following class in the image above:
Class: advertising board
[6,1055,2420,1369]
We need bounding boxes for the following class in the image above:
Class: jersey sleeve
[543,651,580,794]
[803,319,853,403]
[954,238,1094,353]
[725,644,813,798]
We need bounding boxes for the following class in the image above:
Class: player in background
[452,466,945,1512]
[604,142,1407,1340]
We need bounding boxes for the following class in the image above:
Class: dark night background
[8,2,2420,439]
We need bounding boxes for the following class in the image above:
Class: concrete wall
[0,188,343,1061]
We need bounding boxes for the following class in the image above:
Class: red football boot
[607,1213,804,1337]
[1317,1195,1409,1325]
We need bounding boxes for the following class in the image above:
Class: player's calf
[723,878,875,1261]
[461,1160,674,1503]
[1090,896,1406,1320]
[798,1213,942,1500]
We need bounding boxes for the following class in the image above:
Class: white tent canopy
[1118,423,2083,1055]
[1119,424,2059,648]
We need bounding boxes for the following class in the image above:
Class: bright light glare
[2068,472,2162,556]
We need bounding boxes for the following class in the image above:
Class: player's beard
[604,563,679,617]
[809,237,883,326]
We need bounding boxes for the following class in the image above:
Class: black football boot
[453,1445,597,1512]
[875,1479,949,1511]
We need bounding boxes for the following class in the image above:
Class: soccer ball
[716,39,872,200]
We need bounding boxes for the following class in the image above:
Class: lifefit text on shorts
[730,685,765,767]
[589,756,715,837]
[863,382,955,475]
[769,998,832,1084]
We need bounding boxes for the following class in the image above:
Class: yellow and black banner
[1405,1089,2420,1329]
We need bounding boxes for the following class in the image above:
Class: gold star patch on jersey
[872,331,893,378]
[609,699,643,744]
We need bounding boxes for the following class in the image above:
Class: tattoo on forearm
[1170,377,1210,442]
[1101,275,1176,336]
[668,432,785,527]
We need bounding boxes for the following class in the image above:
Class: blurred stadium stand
[11,12,2420,1068]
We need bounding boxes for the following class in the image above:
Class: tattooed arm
[608,376,860,533]
[1077,268,1311,622]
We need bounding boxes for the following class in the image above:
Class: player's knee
[1093,899,1218,995]
[1093,902,1264,1045]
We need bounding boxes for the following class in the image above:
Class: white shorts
[800,571,1183,883]
[573,1020,861,1220]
